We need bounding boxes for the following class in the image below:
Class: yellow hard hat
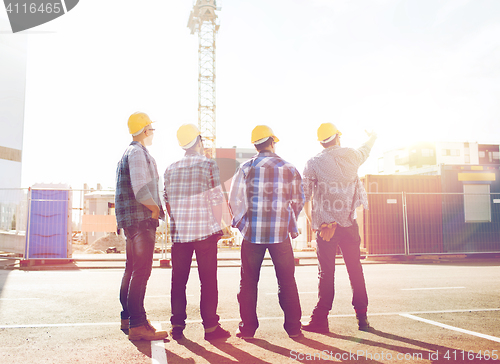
[128,112,153,135]
[317,123,342,143]
[251,125,279,145]
[177,124,201,148]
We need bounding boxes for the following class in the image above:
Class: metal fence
[0,188,28,255]
[361,192,500,256]
[0,188,167,259]
[1,188,499,259]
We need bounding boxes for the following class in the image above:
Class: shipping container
[361,175,443,255]
[440,165,500,254]
[405,191,443,254]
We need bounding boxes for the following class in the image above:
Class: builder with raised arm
[301,123,377,333]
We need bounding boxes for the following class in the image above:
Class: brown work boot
[128,321,168,341]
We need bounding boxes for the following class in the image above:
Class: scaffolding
[187,0,220,158]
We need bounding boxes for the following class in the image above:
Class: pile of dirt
[79,234,126,254]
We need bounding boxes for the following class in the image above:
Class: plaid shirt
[229,151,305,244]
[303,140,375,229]
[164,152,226,243]
[115,142,165,229]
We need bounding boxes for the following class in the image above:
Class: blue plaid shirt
[115,142,165,229]
[164,152,227,243]
[229,151,305,244]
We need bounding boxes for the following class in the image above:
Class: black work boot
[301,317,329,333]
[170,326,184,340]
[204,325,231,341]
[357,313,371,331]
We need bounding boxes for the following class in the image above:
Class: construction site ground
[0,249,499,363]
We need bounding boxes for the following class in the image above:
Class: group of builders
[114,112,377,342]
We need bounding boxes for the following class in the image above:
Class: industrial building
[0,17,28,256]
[378,141,499,175]
[0,17,27,189]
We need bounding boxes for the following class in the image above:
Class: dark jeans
[170,234,221,329]
[119,219,157,328]
[312,220,368,319]
[237,237,302,336]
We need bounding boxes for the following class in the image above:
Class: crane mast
[187,0,220,158]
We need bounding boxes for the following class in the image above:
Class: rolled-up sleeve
[353,135,376,167]
[163,171,170,206]
[207,160,224,206]
[290,168,305,218]
[229,167,247,228]
[129,148,155,204]
[302,161,316,202]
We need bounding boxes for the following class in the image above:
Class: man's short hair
[255,137,274,152]
[321,135,338,149]
[132,127,145,137]
[185,135,202,152]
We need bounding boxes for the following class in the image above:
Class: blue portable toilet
[25,184,72,260]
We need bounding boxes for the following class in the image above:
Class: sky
[2,0,500,189]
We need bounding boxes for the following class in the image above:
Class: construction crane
[187,0,220,158]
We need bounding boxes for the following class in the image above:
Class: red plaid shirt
[164,152,227,243]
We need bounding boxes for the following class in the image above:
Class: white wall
[468,142,480,164]
[0,160,22,188]
[381,141,484,175]
[0,16,27,189]
[435,142,467,165]
[380,148,410,174]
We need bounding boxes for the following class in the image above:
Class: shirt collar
[130,141,146,151]
[185,150,202,157]
[323,145,340,153]
[257,150,277,157]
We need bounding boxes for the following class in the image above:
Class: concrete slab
[0,260,499,363]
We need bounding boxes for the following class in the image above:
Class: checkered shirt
[303,142,373,229]
[229,151,305,244]
[164,153,225,243]
[115,142,165,229]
